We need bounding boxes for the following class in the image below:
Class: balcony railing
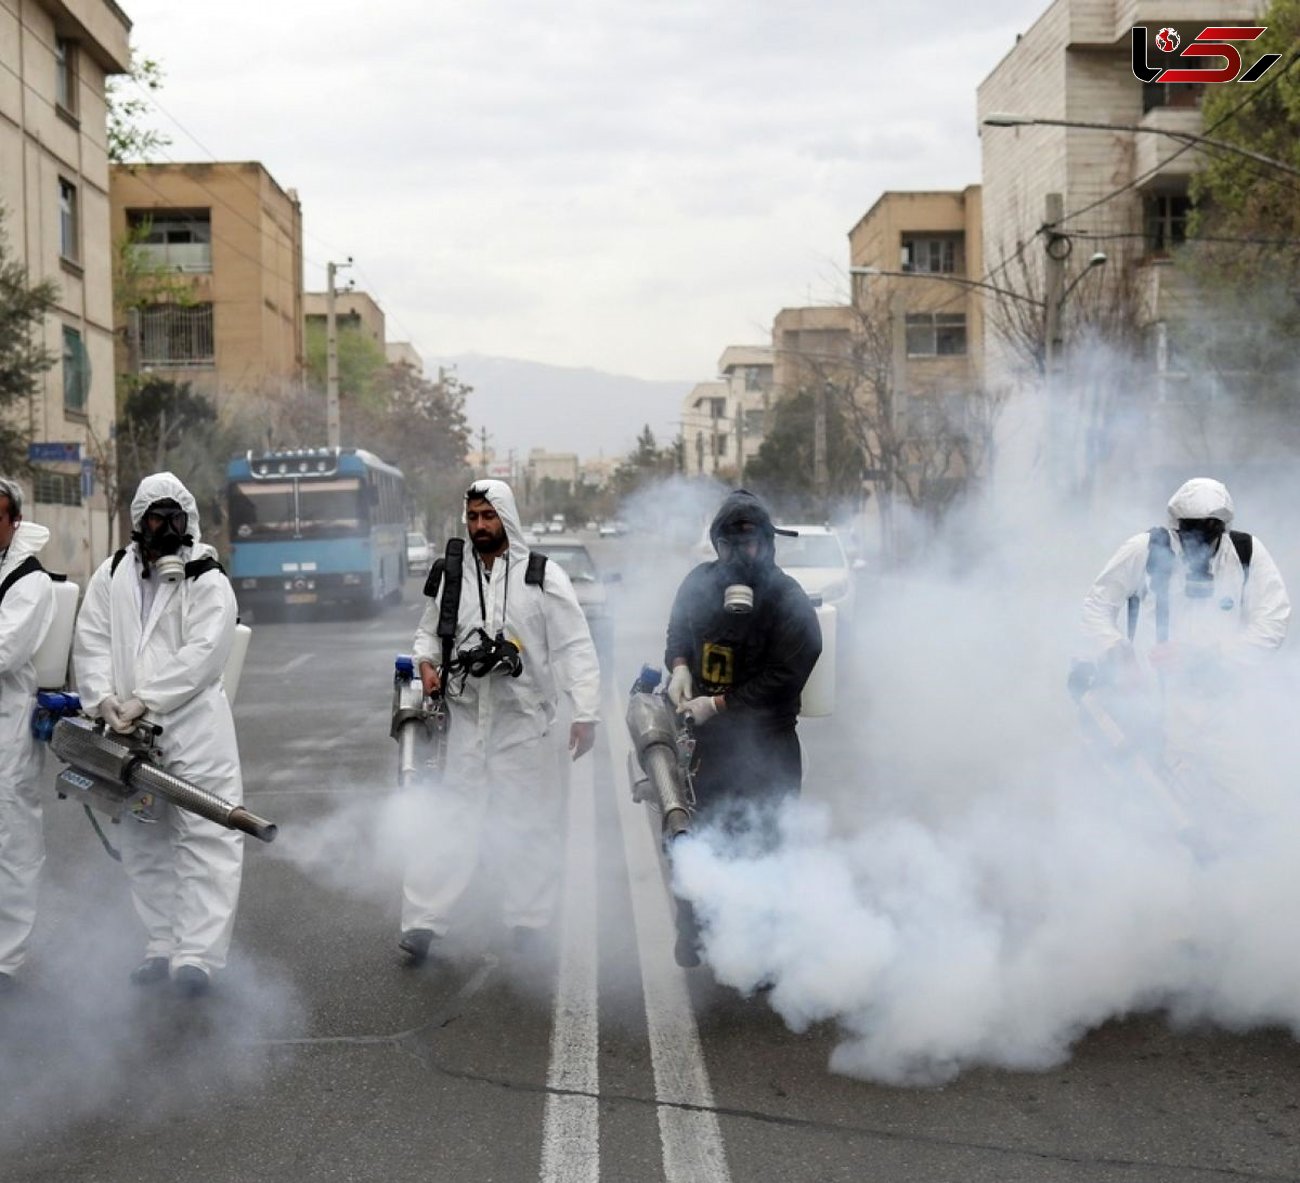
[130,242,212,273]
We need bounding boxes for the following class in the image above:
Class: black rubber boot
[399,928,435,966]
[172,966,211,998]
[130,957,169,986]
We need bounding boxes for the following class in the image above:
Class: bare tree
[773,292,1007,556]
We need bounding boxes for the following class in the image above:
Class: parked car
[598,522,618,538]
[531,536,619,670]
[405,531,433,575]
[773,524,862,625]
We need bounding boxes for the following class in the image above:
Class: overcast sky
[120,0,1048,382]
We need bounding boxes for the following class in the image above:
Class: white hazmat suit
[402,480,601,939]
[1082,477,1290,799]
[0,521,56,978]
[73,473,244,978]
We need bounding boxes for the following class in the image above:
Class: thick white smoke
[669,380,1300,1086]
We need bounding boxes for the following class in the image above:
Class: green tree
[0,211,59,473]
[744,388,864,519]
[611,424,677,499]
[1191,9,1300,248]
[107,57,171,164]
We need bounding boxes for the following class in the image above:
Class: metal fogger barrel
[625,691,692,841]
[49,716,277,842]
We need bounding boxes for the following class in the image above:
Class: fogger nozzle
[49,717,278,842]
[625,691,692,840]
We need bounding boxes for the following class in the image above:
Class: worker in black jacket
[664,489,823,965]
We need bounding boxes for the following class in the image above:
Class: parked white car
[405,531,433,575]
[773,524,861,624]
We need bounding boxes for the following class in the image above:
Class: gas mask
[1177,517,1225,599]
[133,500,192,584]
[715,528,765,615]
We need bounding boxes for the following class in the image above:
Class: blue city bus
[226,447,407,616]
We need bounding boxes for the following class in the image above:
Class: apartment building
[848,187,986,402]
[303,289,385,346]
[680,345,775,480]
[109,161,304,415]
[977,0,1265,388]
[0,0,129,578]
[680,378,730,478]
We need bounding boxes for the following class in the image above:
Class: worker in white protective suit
[400,479,601,965]
[73,473,243,997]
[0,479,56,993]
[1081,477,1290,805]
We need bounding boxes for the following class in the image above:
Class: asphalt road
[3,534,1298,1182]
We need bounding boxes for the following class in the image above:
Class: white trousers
[118,778,244,975]
[0,753,46,975]
[401,732,564,936]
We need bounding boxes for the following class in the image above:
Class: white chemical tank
[799,600,836,718]
[222,623,252,704]
[34,579,80,690]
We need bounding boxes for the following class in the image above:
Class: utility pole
[478,426,491,475]
[813,382,828,502]
[326,257,352,450]
[1041,193,1065,484]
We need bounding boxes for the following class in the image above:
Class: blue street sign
[81,457,94,499]
[27,441,81,463]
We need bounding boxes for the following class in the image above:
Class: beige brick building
[0,0,129,578]
[978,0,1265,375]
[109,161,304,415]
[303,289,385,346]
[848,187,986,399]
[680,345,775,479]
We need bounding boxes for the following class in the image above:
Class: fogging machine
[625,665,696,842]
[391,654,449,788]
[47,712,277,842]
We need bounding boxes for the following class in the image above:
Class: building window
[59,179,79,263]
[55,37,77,114]
[1145,193,1191,255]
[139,303,216,367]
[33,468,82,507]
[1142,50,1209,113]
[905,313,967,357]
[714,433,728,458]
[901,235,964,274]
[743,365,765,391]
[62,326,89,413]
[126,210,213,273]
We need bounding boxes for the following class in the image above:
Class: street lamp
[982,113,1300,179]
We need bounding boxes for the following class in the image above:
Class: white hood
[464,479,528,557]
[0,519,50,579]
[130,471,203,543]
[1167,478,1234,529]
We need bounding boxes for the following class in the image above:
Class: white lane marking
[269,653,312,677]
[608,691,733,1183]
[540,749,600,1183]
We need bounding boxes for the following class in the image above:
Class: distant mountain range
[428,353,694,463]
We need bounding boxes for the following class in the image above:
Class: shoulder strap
[185,555,226,580]
[1230,530,1252,577]
[436,539,465,686]
[110,548,128,575]
[525,551,548,587]
[1128,527,1173,643]
[422,557,445,601]
[0,555,45,608]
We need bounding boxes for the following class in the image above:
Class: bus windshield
[230,481,295,540]
[228,477,367,539]
[298,478,366,537]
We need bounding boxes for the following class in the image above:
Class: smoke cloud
[668,374,1300,1086]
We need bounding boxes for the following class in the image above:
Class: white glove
[99,695,126,730]
[667,665,695,708]
[116,696,146,733]
[679,695,719,727]
[105,696,146,733]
